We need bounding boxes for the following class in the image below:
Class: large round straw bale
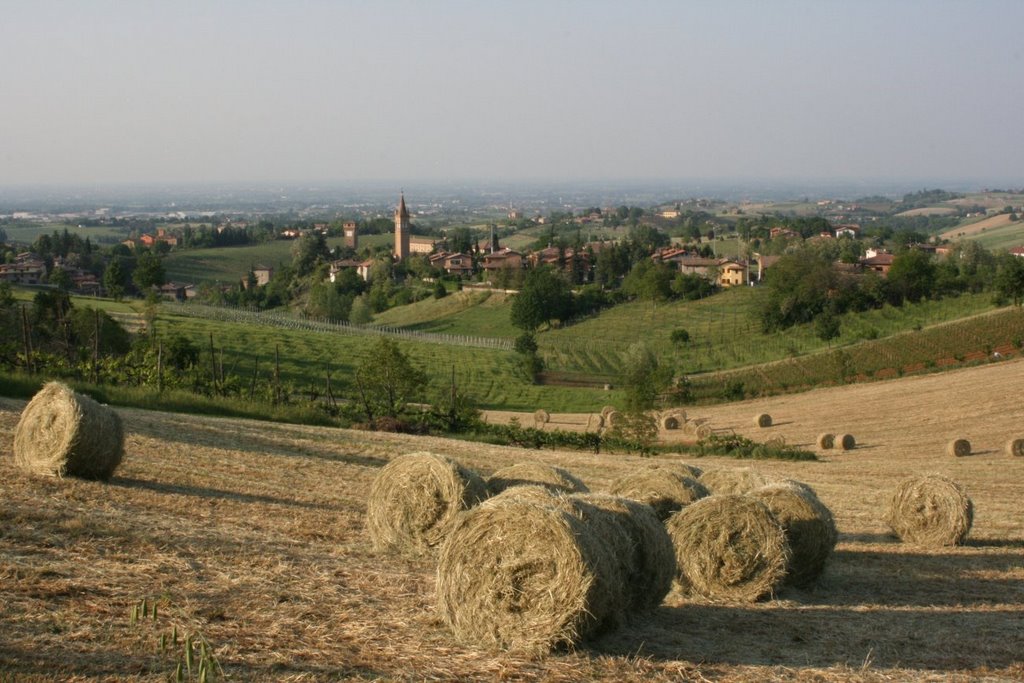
[754,413,772,428]
[838,433,856,450]
[13,381,124,480]
[886,474,973,547]
[366,452,487,553]
[437,495,624,651]
[698,467,770,495]
[661,414,682,430]
[487,462,589,496]
[533,409,550,426]
[652,460,703,479]
[600,405,617,419]
[947,438,971,457]
[816,433,835,449]
[749,483,837,587]
[695,423,713,439]
[665,494,789,602]
[1006,439,1024,457]
[608,468,709,521]
[605,410,621,428]
[570,494,675,611]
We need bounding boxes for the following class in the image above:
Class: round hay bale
[605,410,621,428]
[884,475,970,544]
[775,478,819,499]
[695,423,713,439]
[886,474,973,547]
[947,438,971,458]
[652,460,703,479]
[660,414,681,431]
[765,434,786,449]
[570,494,675,611]
[586,413,605,431]
[838,433,856,450]
[749,484,838,587]
[665,494,789,602]
[487,462,589,496]
[608,469,709,521]
[754,413,772,428]
[533,409,550,425]
[13,381,125,480]
[366,452,487,553]
[698,467,770,495]
[1006,438,1024,457]
[437,495,625,651]
[600,405,617,419]
[816,433,835,450]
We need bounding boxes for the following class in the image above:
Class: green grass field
[371,289,519,337]
[3,222,129,245]
[964,221,1024,251]
[162,234,394,284]
[150,308,615,412]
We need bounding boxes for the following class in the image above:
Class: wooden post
[249,355,259,400]
[93,309,100,384]
[157,340,163,393]
[325,361,334,407]
[274,344,281,403]
[209,332,217,394]
[20,305,32,374]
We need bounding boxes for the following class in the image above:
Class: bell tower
[394,192,410,261]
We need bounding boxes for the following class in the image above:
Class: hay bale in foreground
[838,433,856,450]
[754,413,772,428]
[534,409,550,426]
[947,438,971,457]
[13,381,124,480]
[816,433,835,449]
[487,462,589,496]
[1007,439,1024,457]
[652,460,703,479]
[609,468,709,521]
[666,494,789,602]
[601,405,617,419]
[571,494,676,611]
[366,452,487,553]
[437,493,625,651]
[886,474,973,547]
[749,483,838,587]
[698,467,770,495]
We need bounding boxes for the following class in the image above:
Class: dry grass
[1,357,1024,680]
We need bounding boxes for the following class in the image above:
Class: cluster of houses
[0,253,102,294]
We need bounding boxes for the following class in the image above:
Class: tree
[887,250,935,304]
[291,232,330,277]
[49,266,72,292]
[994,253,1024,307]
[103,258,129,300]
[353,338,427,421]
[509,266,573,331]
[815,310,841,345]
[306,281,354,321]
[133,251,166,291]
[348,294,372,324]
[621,341,666,412]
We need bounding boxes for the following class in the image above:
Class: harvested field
[2,357,1024,680]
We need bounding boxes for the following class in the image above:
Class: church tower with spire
[394,192,410,261]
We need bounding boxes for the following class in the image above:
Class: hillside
[1,359,1022,680]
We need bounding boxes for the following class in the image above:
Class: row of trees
[758,242,1024,336]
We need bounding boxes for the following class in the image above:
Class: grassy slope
[162,234,394,284]
[2,222,129,245]
[371,289,519,337]
[152,309,616,412]
[2,359,1023,680]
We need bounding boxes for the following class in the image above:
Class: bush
[670,328,691,345]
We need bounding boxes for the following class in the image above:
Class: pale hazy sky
[1,0,1021,186]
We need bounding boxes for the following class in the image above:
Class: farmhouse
[0,253,48,285]
[429,252,474,276]
[717,259,749,287]
[860,252,895,275]
[1010,246,1024,258]
[481,248,523,273]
